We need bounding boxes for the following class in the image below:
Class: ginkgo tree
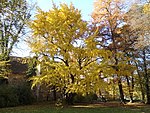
[29,3,110,104]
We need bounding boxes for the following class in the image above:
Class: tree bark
[134,54,145,102]
[53,86,57,101]
[126,76,133,103]
[143,49,150,104]
[118,78,126,104]
[66,74,75,105]
[114,55,125,104]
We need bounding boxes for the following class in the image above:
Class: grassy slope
[0,102,149,113]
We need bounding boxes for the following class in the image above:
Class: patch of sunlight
[126,102,145,107]
[72,104,105,108]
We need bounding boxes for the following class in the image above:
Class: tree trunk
[118,78,126,104]
[66,93,75,105]
[111,76,117,100]
[143,49,150,104]
[133,51,145,102]
[126,76,133,103]
[134,57,145,102]
[65,73,75,105]
[131,75,134,102]
[53,86,57,101]
[145,78,150,104]
[66,74,75,105]
[114,54,125,104]
[36,85,40,101]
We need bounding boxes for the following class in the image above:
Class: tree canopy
[0,0,32,60]
[22,0,150,104]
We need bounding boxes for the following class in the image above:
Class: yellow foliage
[143,3,150,14]
[29,2,136,97]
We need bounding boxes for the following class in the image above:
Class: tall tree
[133,47,150,103]
[0,0,32,60]
[127,2,150,104]
[92,0,136,103]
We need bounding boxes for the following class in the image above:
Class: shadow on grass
[0,102,150,113]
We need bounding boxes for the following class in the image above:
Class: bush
[0,84,19,108]
[0,77,8,85]
[15,82,35,105]
[73,94,85,103]
[0,82,35,108]
[74,93,98,103]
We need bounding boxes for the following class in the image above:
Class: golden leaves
[143,3,150,14]
[29,2,136,96]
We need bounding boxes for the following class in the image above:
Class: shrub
[0,77,8,85]
[73,94,84,103]
[15,82,35,105]
[0,82,35,108]
[74,93,98,103]
[0,84,19,108]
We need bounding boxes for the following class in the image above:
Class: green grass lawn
[0,102,149,113]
